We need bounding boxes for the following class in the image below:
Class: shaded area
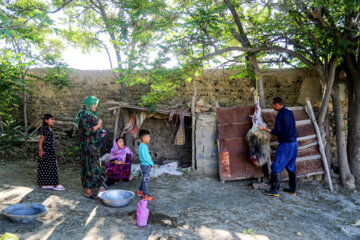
[0,160,359,240]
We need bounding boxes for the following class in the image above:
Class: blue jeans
[271,142,298,174]
[139,165,151,195]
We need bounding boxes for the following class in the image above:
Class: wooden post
[113,107,121,142]
[191,78,197,171]
[305,99,333,191]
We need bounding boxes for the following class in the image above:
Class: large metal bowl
[98,190,135,207]
[2,203,48,223]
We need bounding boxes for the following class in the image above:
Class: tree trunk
[0,116,4,134]
[324,110,332,167]
[222,0,266,108]
[316,57,337,166]
[318,56,337,126]
[191,78,197,170]
[23,77,28,152]
[344,53,360,185]
[248,55,266,108]
[347,74,360,184]
[331,85,355,189]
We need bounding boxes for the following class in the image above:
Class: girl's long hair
[42,113,54,127]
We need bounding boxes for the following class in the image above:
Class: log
[106,100,191,116]
[305,99,333,191]
[113,107,121,142]
[191,78,197,170]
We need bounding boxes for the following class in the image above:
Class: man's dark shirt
[271,107,297,143]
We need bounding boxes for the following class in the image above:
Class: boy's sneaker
[137,190,143,196]
[142,194,155,201]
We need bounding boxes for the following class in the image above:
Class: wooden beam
[305,98,333,191]
[261,106,305,113]
[105,100,191,117]
[113,107,121,142]
[270,134,317,146]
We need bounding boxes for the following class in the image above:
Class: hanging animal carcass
[245,100,271,167]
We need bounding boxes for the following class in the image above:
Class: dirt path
[0,160,360,240]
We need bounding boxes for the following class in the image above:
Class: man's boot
[264,173,280,197]
[284,171,296,196]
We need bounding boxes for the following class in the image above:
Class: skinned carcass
[246,100,271,167]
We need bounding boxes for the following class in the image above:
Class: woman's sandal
[53,185,66,191]
[84,193,98,199]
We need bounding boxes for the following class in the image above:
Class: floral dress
[37,126,59,186]
[78,109,103,189]
[106,145,133,181]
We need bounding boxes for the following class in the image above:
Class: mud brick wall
[25,68,323,169]
[179,68,322,109]
[195,113,218,176]
[27,68,322,124]
[137,116,192,167]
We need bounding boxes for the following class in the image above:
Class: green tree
[254,0,359,188]
[0,0,71,151]
[61,0,172,101]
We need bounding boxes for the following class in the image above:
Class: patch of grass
[242,228,256,235]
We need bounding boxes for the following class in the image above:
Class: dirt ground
[0,160,360,240]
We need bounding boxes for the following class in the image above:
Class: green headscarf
[76,96,99,128]
[83,96,99,109]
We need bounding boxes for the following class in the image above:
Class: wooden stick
[113,107,121,142]
[305,98,333,191]
[26,117,41,132]
[29,125,41,137]
[261,106,305,113]
[191,78,197,171]
[106,101,191,116]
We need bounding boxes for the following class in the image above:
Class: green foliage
[60,0,176,104]
[117,66,195,106]
[0,1,71,152]
[0,59,23,125]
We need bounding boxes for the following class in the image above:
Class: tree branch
[223,0,251,47]
[188,46,264,65]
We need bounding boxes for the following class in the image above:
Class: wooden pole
[191,78,197,171]
[113,107,121,142]
[305,99,333,191]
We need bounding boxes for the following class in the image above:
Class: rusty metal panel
[217,105,263,182]
[217,106,255,123]
[218,123,252,139]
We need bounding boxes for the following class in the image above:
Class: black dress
[37,126,59,186]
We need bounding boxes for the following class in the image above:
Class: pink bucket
[136,200,149,227]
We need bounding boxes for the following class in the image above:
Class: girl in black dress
[38,114,65,191]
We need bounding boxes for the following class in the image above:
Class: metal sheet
[217,105,263,181]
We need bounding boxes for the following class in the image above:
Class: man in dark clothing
[258,97,298,197]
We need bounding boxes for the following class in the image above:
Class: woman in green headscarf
[76,96,105,199]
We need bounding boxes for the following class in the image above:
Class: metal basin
[2,203,48,223]
[98,190,135,207]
